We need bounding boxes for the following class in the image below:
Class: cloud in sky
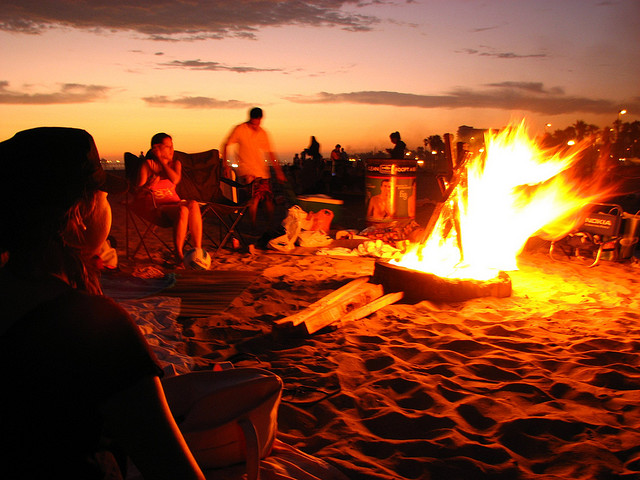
[0,0,380,40]
[3,78,632,115]
[159,59,283,74]
[0,81,110,104]
[142,95,250,109]
[458,47,548,60]
[285,83,638,115]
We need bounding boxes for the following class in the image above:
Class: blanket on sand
[119,295,348,480]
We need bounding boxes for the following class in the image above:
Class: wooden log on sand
[274,276,371,327]
[303,283,384,335]
[338,291,404,325]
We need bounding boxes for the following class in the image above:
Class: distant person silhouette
[330,144,341,164]
[387,131,406,159]
[300,136,324,194]
[305,136,322,162]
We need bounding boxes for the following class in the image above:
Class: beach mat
[161,269,260,318]
[101,269,259,318]
[101,272,177,300]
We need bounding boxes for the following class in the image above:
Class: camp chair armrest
[220,177,251,189]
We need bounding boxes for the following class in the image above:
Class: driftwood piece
[274,276,370,326]
[303,283,384,334]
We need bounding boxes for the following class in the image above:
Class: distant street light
[618,109,627,122]
[615,109,628,140]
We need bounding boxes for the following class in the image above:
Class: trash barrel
[365,158,417,226]
[620,211,640,259]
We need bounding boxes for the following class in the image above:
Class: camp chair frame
[199,176,252,254]
[174,149,251,255]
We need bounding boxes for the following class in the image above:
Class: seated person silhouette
[0,127,207,479]
[133,132,203,264]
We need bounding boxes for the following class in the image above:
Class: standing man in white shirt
[221,107,286,230]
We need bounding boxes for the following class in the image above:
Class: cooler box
[297,195,343,222]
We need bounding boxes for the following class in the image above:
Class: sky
[1,0,639,163]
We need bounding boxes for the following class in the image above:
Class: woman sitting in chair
[133,132,203,265]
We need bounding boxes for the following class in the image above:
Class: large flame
[394,120,614,280]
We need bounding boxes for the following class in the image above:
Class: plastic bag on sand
[283,205,313,232]
[269,205,333,251]
[298,230,332,247]
[268,234,296,252]
[268,206,306,251]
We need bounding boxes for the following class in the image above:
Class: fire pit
[373,260,512,303]
[366,121,615,305]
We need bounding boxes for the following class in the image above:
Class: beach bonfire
[374,120,615,303]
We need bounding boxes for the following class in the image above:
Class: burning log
[418,137,468,246]
[373,260,511,304]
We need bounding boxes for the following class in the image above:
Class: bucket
[620,211,640,259]
[365,159,417,226]
[297,194,344,223]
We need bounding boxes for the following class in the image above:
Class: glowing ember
[394,120,614,280]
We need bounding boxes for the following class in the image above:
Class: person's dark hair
[0,127,124,294]
[390,131,401,141]
[151,132,171,147]
[249,107,263,119]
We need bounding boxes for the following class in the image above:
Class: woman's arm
[99,375,205,480]
[161,158,182,185]
[137,160,151,187]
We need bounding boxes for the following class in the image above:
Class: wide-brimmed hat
[0,127,127,213]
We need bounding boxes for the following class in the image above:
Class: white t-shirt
[224,122,273,178]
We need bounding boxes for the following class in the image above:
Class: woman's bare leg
[187,200,202,249]
[157,204,188,262]
[174,205,189,260]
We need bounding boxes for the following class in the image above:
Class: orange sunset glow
[0,1,638,162]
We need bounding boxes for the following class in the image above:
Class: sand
[107,193,640,480]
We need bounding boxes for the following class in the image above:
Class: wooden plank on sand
[339,291,404,324]
[303,283,384,334]
[274,276,371,326]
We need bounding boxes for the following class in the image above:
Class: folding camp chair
[174,150,251,255]
[123,152,174,262]
[549,203,625,267]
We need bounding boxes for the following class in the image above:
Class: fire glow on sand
[384,120,617,299]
